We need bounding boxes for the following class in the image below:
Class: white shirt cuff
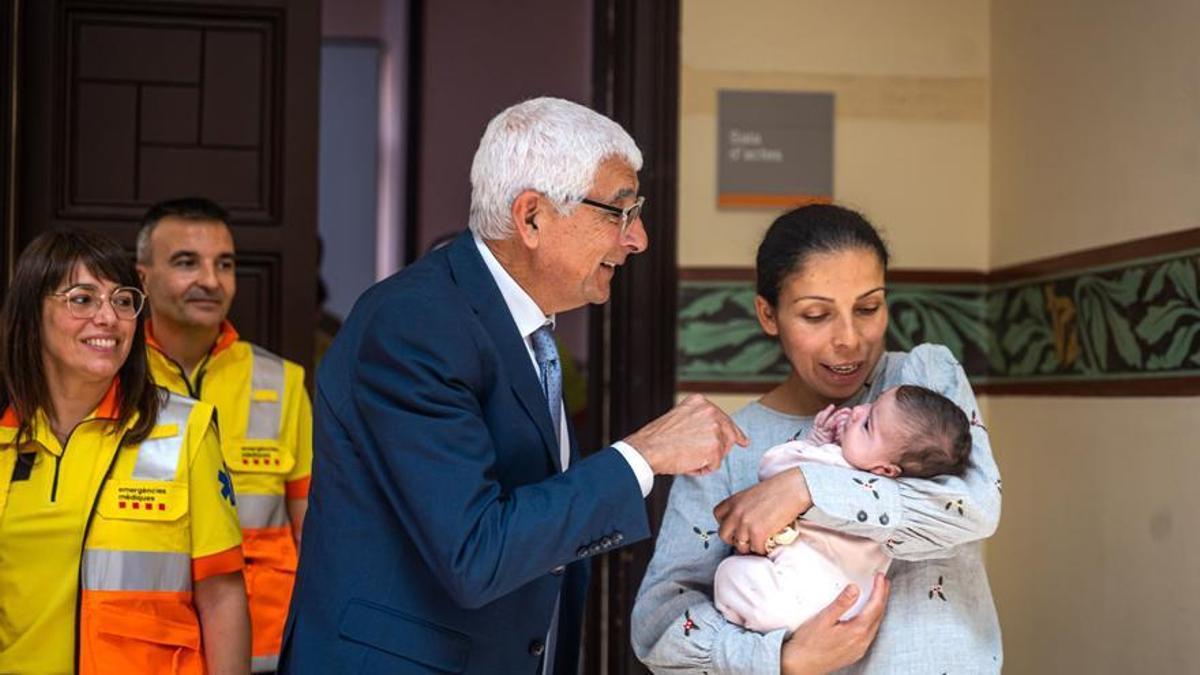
[612,441,654,498]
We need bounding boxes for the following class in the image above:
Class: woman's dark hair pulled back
[0,228,161,446]
[756,203,890,306]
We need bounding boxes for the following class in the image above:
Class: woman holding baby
[631,204,1003,674]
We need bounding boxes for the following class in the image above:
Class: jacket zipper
[50,455,62,502]
[167,352,211,399]
[50,425,81,503]
[73,428,129,672]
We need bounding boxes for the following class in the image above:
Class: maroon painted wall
[416,0,593,253]
[416,0,594,356]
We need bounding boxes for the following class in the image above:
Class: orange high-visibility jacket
[0,387,244,674]
[147,320,313,673]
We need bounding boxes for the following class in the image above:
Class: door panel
[16,0,317,364]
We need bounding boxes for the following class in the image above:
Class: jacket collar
[0,377,125,450]
[146,319,240,361]
[472,233,554,340]
[446,231,562,471]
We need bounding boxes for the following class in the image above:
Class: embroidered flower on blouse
[970,410,988,431]
[682,610,699,636]
[945,499,965,516]
[996,479,1003,493]
[929,575,947,601]
[853,477,880,499]
[692,526,718,549]
[885,537,904,551]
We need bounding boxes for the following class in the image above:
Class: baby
[713,384,972,634]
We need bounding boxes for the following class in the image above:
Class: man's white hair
[468,97,643,240]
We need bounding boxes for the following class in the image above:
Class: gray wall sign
[717,90,834,208]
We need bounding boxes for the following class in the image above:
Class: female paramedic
[0,229,250,674]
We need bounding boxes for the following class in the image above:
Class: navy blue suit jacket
[280,232,650,674]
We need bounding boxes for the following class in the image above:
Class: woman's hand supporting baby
[780,575,891,675]
[715,403,853,555]
[714,467,813,555]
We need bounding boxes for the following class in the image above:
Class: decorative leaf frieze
[677,247,1200,394]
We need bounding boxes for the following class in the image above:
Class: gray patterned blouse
[632,344,1003,674]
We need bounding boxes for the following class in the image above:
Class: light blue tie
[530,324,563,452]
[531,324,564,674]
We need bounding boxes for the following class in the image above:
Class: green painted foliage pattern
[677,253,1200,384]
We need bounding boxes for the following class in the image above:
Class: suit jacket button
[551,565,566,576]
[529,639,546,657]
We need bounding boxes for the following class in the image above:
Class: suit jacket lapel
[446,232,562,471]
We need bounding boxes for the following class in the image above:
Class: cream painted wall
[987,397,1200,673]
[679,0,991,271]
[990,0,1200,267]
[682,2,1200,673]
[989,2,1200,672]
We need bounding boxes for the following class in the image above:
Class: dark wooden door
[14,0,319,366]
[1,0,16,276]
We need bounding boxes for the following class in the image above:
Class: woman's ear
[754,295,779,336]
[870,463,901,478]
[511,191,542,248]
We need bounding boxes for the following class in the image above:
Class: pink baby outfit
[713,440,890,634]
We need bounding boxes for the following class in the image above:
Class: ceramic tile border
[677,229,1200,396]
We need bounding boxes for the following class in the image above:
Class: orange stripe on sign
[192,545,245,581]
[717,193,832,208]
[285,475,311,500]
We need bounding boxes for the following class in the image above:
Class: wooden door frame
[1,0,18,284]
[585,0,680,672]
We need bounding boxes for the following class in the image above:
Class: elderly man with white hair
[279,97,747,675]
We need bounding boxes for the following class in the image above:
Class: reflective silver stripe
[236,493,288,529]
[82,548,192,592]
[131,394,196,481]
[251,654,279,672]
[246,346,284,441]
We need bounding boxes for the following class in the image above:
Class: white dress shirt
[474,235,653,496]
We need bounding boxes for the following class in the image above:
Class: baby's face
[839,388,906,474]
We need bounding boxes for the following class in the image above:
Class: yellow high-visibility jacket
[147,320,312,673]
[0,381,244,674]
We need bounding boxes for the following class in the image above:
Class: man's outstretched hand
[624,394,749,476]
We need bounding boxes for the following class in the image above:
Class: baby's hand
[806,405,837,444]
[829,408,852,443]
[807,405,851,444]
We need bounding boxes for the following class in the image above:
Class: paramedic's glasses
[580,195,645,236]
[52,285,146,320]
